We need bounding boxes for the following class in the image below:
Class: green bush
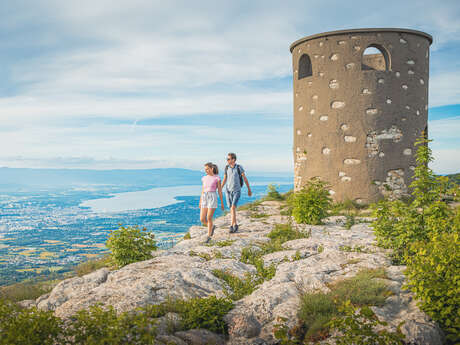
[212,270,262,300]
[266,184,284,201]
[0,299,63,345]
[240,246,276,280]
[106,225,157,267]
[404,232,460,341]
[297,269,388,341]
[289,178,332,225]
[371,136,457,264]
[174,296,233,334]
[328,301,405,345]
[267,223,311,244]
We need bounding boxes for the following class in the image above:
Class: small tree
[106,225,157,267]
[289,178,332,225]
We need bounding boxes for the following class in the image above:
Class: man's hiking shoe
[234,224,239,233]
[229,225,234,234]
[211,225,216,236]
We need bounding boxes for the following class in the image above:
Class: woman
[199,162,224,243]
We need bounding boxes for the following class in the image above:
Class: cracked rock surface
[32,201,443,344]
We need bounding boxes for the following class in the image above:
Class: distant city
[0,168,292,285]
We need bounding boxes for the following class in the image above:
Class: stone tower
[290,28,432,203]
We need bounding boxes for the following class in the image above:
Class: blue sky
[0,0,459,173]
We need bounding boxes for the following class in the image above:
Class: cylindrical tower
[290,28,432,203]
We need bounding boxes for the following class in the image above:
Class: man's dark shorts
[226,190,241,208]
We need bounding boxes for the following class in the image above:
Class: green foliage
[289,178,332,225]
[212,270,262,300]
[106,225,157,267]
[317,245,324,253]
[173,296,233,334]
[0,299,63,345]
[189,250,212,261]
[266,184,285,201]
[215,239,235,247]
[267,223,311,244]
[275,269,390,343]
[0,278,59,303]
[340,245,367,253]
[344,214,356,229]
[404,232,460,341]
[328,301,405,345]
[371,135,457,263]
[240,246,276,280]
[239,221,309,282]
[183,232,191,240]
[370,135,460,340]
[292,250,302,261]
[75,255,112,277]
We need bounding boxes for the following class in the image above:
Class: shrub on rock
[106,225,157,267]
[289,178,332,225]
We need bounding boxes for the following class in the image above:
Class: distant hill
[0,167,293,191]
[0,167,203,191]
[445,172,460,185]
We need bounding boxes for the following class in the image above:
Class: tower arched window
[298,54,312,79]
[362,44,390,71]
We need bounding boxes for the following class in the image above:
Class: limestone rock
[32,200,443,344]
[174,329,225,345]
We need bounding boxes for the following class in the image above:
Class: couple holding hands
[199,152,252,243]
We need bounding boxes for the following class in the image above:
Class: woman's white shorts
[201,191,218,209]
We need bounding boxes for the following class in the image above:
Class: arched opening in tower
[362,45,390,71]
[298,54,312,79]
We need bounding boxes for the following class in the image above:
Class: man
[222,152,252,233]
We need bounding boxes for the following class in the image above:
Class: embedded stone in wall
[362,88,371,94]
[340,124,349,131]
[322,147,331,155]
[319,115,328,121]
[345,63,355,69]
[403,148,412,155]
[331,101,345,109]
[366,126,403,157]
[366,108,378,115]
[407,60,415,65]
[329,79,339,89]
[344,136,356,142]
[344,158,361,165]
[330,53,339,61]
[377,169,408,200]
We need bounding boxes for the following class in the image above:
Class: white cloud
[1,0,460,171]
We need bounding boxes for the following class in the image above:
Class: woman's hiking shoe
[211,225,216,236]
[229,225,234,233]
[205,236,211,243]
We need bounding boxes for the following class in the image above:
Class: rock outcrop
[31,201,443,344]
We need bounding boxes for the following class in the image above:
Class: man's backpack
[225,164,244,188]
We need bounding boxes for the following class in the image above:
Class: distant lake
[80,181,290,213]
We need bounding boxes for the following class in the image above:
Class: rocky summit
[27,200,443,344]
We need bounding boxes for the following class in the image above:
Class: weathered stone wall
[290,28,432,203]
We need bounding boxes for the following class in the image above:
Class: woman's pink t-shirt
[202,175,220,192]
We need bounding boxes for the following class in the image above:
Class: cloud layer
[1,0,459,173]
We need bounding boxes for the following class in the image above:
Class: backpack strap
[236,164,244,187]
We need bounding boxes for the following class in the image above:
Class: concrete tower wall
[290,28,432,203]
